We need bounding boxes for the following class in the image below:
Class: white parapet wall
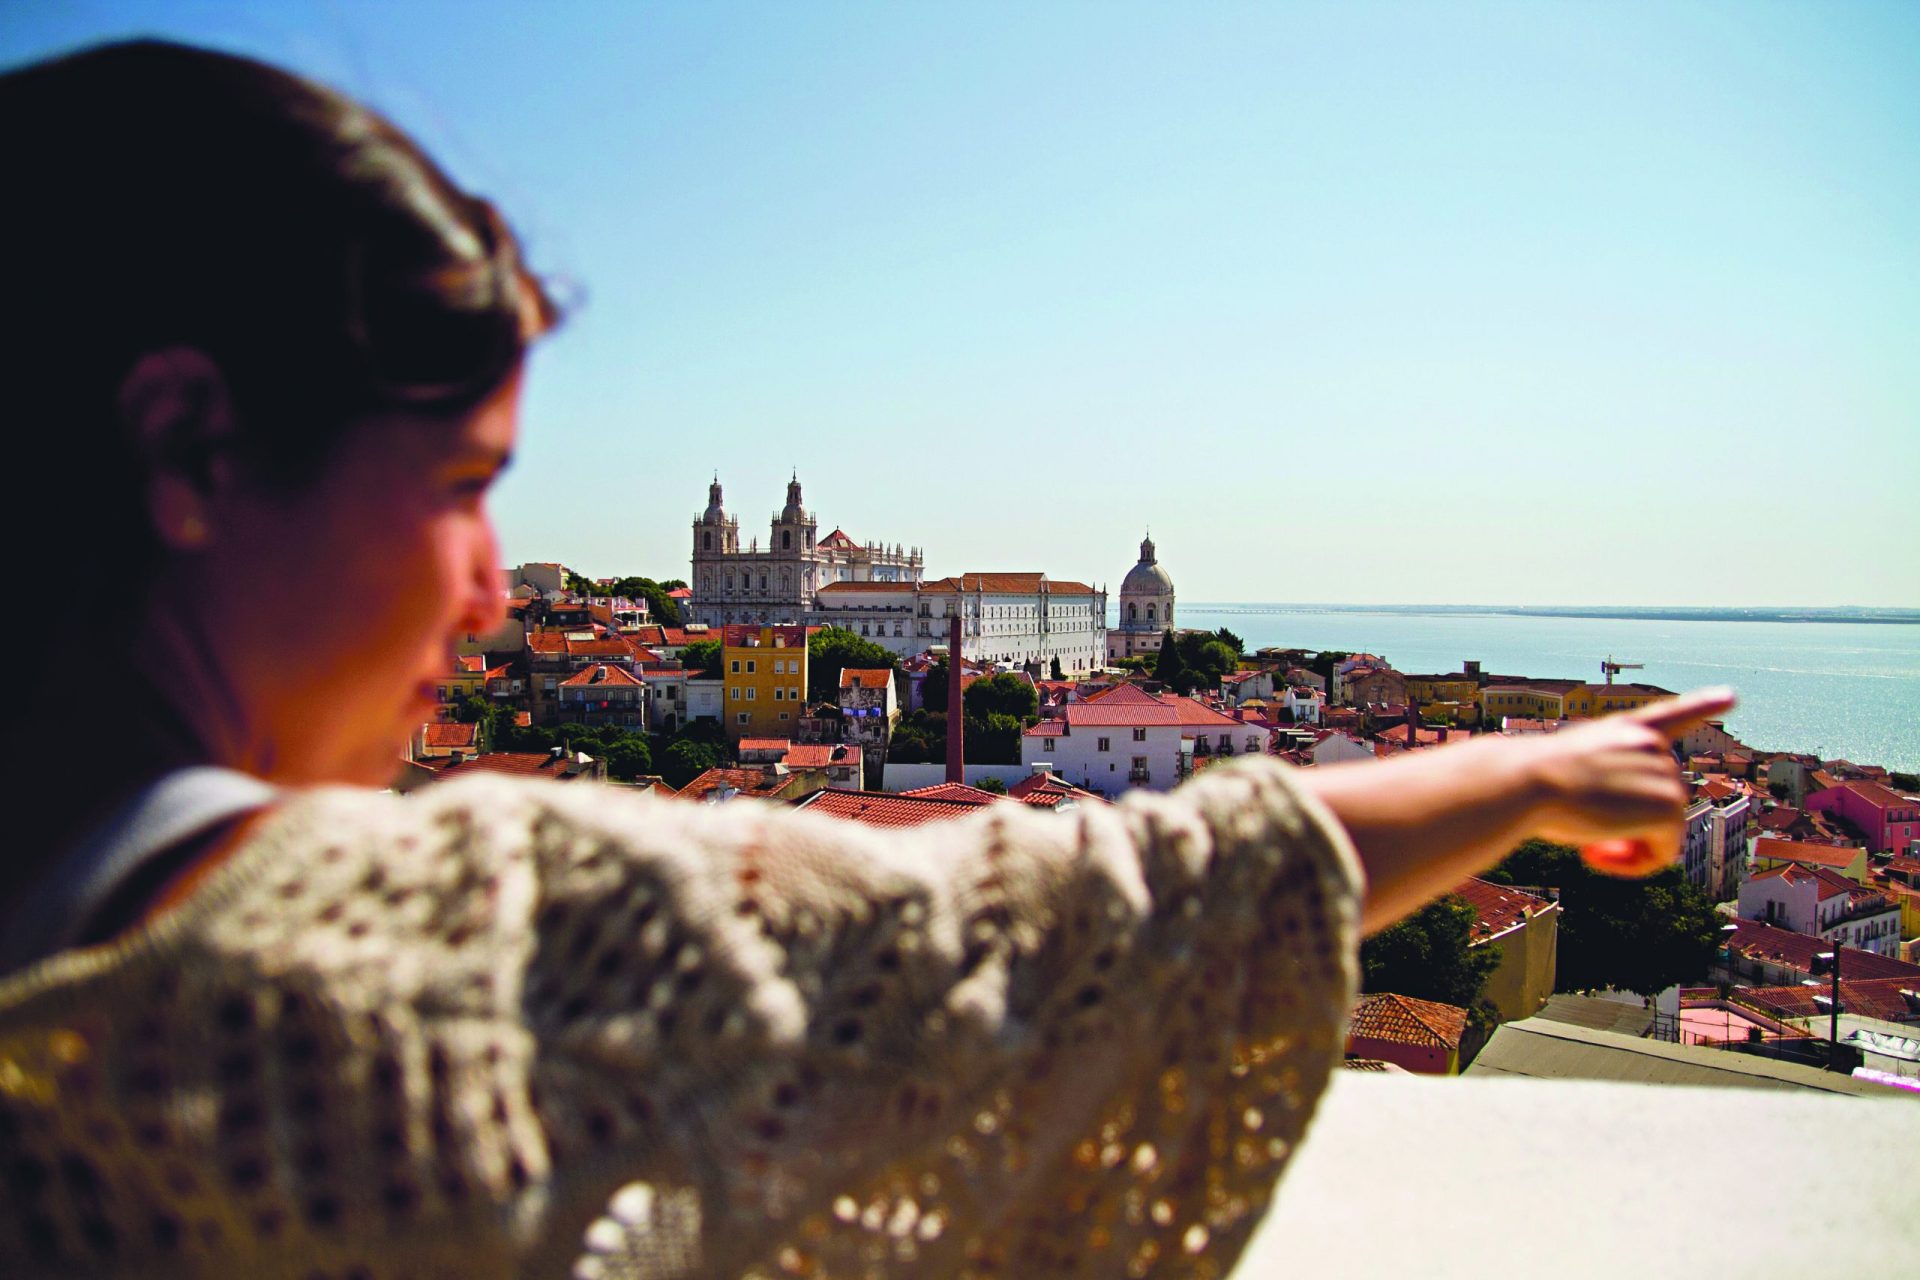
[879,762,1043,793]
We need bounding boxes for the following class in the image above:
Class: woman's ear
[117,347,239,551]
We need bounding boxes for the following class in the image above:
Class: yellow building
[722,624,810,739]
[1405,673,1483,724]
[434,653,488,720]
[1563,682,1671,718]
[1481,681,1576,721]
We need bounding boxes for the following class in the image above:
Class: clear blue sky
[7,2,1916,606]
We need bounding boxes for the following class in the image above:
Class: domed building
[1108,533,1175,661]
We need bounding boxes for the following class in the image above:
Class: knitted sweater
[0,755,1361,1279]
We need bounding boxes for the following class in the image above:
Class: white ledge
[1239,1072,1918,1278]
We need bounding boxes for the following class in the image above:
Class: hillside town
[412,479,1920,1092]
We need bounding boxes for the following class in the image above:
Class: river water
[1139,605,1920,774]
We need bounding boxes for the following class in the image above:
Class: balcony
[1128,768,1151,784]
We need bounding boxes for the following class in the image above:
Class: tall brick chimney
[946,611,965,784]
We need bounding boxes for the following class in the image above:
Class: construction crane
[1601,656,1644,685]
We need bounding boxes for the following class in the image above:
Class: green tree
[1891,771,1919,792]
[604,735,654,782]
[887,710,946,763]
[1152,630,1190,691]
[976,776,1008,795]
[607,576,683,627]
[808,626,898,701]
[964,672,1040,723]
[660,738,723,789]
[680,639,723,679]
[1360,895,1503,1010]
[1486,840,1723,996]
[1193,640,1238,686]
[1049,656,1064,681]
[968,713,1025,765]
[1212,626,1245,655]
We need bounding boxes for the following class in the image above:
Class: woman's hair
[0,39,558,583]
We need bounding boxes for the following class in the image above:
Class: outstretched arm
[1296,687,1737,933]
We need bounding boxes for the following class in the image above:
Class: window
[782,530,791,549]
[790,687,800,701]
[779,712,789,721]
[746,660,756,673]
[731,659,741,674]
[730,688,740,701]
[747,688,756,700]
[774,688,783,701]
[703,532,712,551]
[1132,727,1146,742]
[737,712,750,725]
[1098,737,1111,752]
[1043,738,1056,752]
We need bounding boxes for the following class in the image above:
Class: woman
[0,41,1730,1279]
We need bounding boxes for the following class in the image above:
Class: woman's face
[192,371,521,786]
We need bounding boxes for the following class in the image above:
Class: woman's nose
[458,529,506,637]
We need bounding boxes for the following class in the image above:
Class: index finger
[1626,686,1738,738]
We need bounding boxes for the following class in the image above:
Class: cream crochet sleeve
[0,756,1362,1280]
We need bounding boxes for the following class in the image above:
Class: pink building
[1806,780,1920,856]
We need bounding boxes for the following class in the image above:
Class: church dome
[1121,534,1174,596]
[780,475,808,523]
[702,478,728,525]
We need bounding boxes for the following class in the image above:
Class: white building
[1020,685,1271,796]
[813,572,1107,675]
[1107,533,1175,661]
[1683,789,1751,900]
[685,676,725,726]
[1737,864,1902,957]
[689,476,923,626]
[1281,685,1326,726]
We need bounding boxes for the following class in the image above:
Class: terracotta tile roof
[1734,978,1920,1025]
[816,528,859,549]
[1023,719,1070,738]
[1753,838,1863,870]
[1452,878,1554,941]
[422,722,480,749]
[666,587,692,599]
[923,572,1091,595]
[737,737,790,752]
[1007,772,1106,808]
[560,663,644,688]
[1062,703,1182,727]
[1820,779,1917,810]
[676,767,804,802]
[627,625,667,645]
[1575,682,1674,697]
[796,788,983,829]
[783,742,861,770]
[1084,683,1164,706]
[1339,1058,1409,1074]
[660,626,710,646]
[1722,919,1920,982]
[453,654,487,674]
[1165,697,1251,729]
[1749,863,1865,902]
[840,668,893,690]
[1375,724,1461,748]
[1758,807,1803,831]
[1348,993,1468,1050]
[900,782,1003,805]
[721,624,810,648]
[418,751,596,780]
[816,581,918,593]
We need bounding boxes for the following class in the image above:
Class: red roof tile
[418,751,596,780]
[1735,978,1920,1025]
[840,668,894,690]
[1753,838,1864,870]
[783,742,861,770]
[676,767,804,802]
[1349,993,1467,1050]
[1451,878,1554,941]
[559,664,644,688]
[721,624,809,648]
[796,788,984,829]
[900,782,1002,805]
[422,722,479,749]
[1723,919,1920,982]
